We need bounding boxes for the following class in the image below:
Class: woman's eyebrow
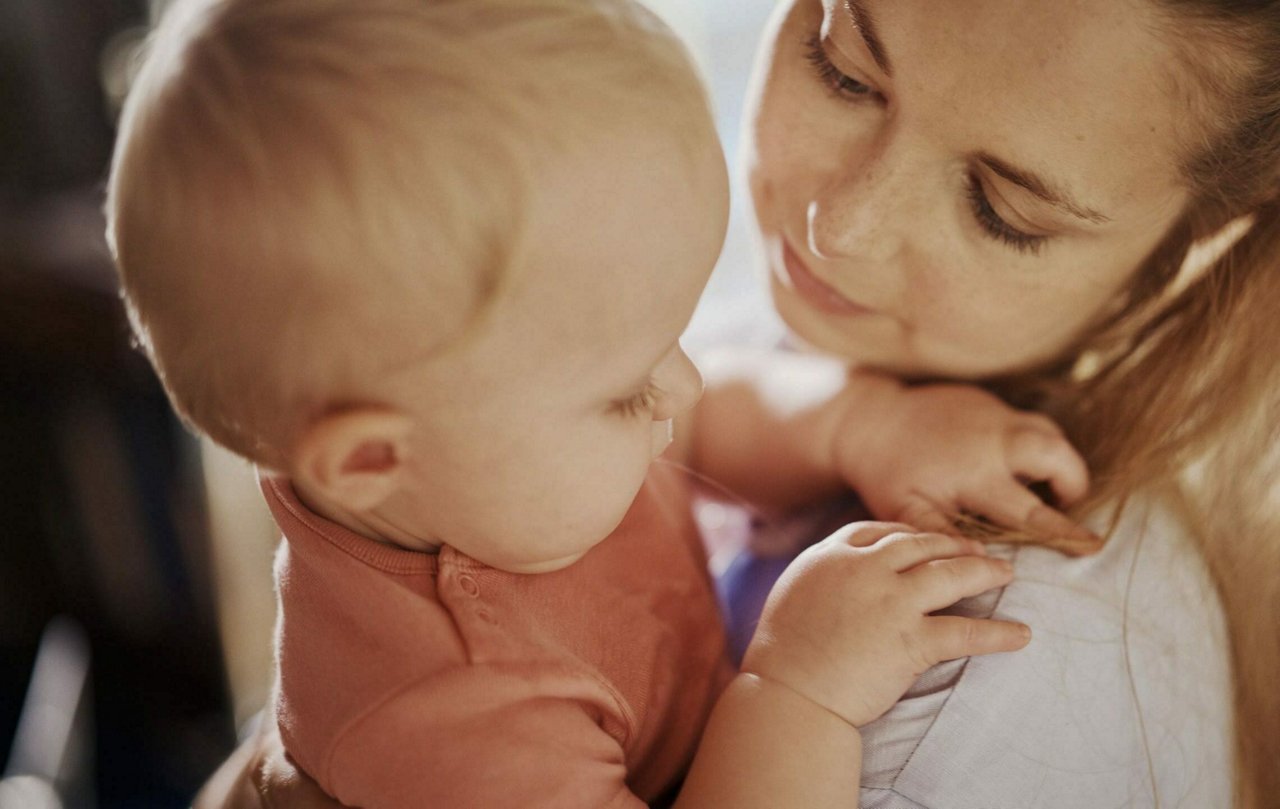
[845,0,892,77]
[978,152,1112,224]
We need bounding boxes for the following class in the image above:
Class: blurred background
[0,1,778,806]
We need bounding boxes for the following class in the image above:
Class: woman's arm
[671,347,893,513]
[673,347,1097,549]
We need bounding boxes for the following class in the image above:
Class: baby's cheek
[649,419,673,459]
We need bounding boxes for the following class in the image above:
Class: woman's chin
[772,281,890,365]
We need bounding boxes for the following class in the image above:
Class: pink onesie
[264,462,733,809]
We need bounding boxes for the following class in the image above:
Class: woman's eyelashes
[964,173,1050,255]
[805,35,880,102]
[804,32,1051,257]
[611,381,661,418]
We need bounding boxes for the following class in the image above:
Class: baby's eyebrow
[977,152,1113,225]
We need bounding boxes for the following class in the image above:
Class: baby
[108,0,1091,807]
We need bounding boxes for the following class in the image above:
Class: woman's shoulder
[859,496,1234,809]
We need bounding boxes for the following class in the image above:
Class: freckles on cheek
[909,270,969,325]
[909,277,1005,354]
[753,172,775,211]
[751,127,788,202]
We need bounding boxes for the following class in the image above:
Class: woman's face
[747,0,1193,378]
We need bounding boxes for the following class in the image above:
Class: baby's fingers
[921,615,1032,662]
[960,485,1102,556]
[905,555,1014,613]
[826,521,919,549]
[876,531,987,572]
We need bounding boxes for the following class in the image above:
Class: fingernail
[1070,531,1104,555]
[1019,624,1032,641]
[1027,506,1080,535]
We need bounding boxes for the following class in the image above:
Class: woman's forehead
[871,0,1190,215]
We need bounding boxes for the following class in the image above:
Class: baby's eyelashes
[609,349,702,421]
[610,380,662,418]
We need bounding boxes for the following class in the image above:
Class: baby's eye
[610,381,660,418]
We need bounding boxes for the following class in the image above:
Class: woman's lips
[780,243,875,317]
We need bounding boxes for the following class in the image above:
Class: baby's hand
[837,380,1100,555]
[742,522,1029,728]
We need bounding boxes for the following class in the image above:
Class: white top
[858,498,1234,808]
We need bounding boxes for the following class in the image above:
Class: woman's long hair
[995,5,1280,804]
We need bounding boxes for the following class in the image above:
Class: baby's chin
[488,549,591,575]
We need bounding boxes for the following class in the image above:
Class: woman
[714,0,1278,805]
[200,0,1279,805]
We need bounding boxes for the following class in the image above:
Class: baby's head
[108,0,729,571]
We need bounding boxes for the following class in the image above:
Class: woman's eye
[964,173,1050,256]
[804,28,1046,257]
[611,383,659,418]
[805,35,879,101]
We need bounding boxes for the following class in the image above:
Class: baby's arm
[676,523,1027,808]
[194,525,1020,809]
[678,347,1098,552]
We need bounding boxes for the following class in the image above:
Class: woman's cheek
[908,275,1016,373]
[751,123,816,238]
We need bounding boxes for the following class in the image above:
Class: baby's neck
[291,477,442,554]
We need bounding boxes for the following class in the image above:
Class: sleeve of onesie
[319,661,649,809]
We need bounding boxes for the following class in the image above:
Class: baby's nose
[651,349,703,422]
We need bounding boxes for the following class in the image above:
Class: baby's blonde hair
[107,0,713,467]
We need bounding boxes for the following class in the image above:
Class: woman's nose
[807,139,912,264]
[651,348,703,422]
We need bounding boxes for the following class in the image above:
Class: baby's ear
[290,408,414,513]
